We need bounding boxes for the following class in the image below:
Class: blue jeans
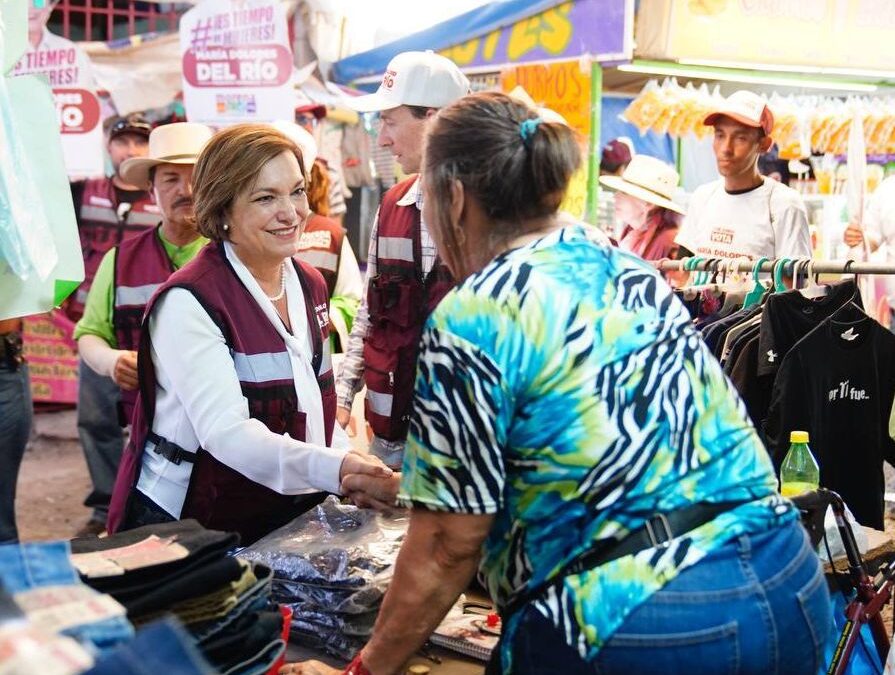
[0,363,31,543]
[593,520,831,675]
[78,358,124,522]
[0,540,134,654]
[85,618,215,675]
[499,520,830,675]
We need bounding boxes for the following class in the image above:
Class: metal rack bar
[654,258,895,276]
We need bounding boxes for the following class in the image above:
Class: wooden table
[285,643,485,675]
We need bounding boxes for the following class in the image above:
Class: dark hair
[192,124,306,242]
[424,92,580,234]
[406,105,437,119]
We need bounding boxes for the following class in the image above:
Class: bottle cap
[790,431,809,443]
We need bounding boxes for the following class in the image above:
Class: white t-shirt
[863,176,895,301]
[675,178,811,260]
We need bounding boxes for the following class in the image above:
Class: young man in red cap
[675,90,810,260]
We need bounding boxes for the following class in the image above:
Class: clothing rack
[654,258,895,276]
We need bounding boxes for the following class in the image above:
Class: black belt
[147,431,197,465]
[501,499,750,621]
[0,331,24,371]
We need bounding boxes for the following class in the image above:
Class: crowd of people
[2,44,841,674]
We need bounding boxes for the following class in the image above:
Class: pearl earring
[222,222,229,231]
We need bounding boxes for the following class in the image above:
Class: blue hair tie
[519,117,542,147]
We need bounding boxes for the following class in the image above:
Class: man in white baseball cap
[675,89,810,262]
[73,122,212,535]
[336,51,468,473]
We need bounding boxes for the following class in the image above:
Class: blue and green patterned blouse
[398,224,795,670]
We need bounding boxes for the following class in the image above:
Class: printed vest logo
[298,230,332,250]
[314,302,329,330]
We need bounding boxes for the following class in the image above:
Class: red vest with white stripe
[363,176,454,441]
[107,243,336,543]
[296,213,344,298]
[113,226,198,426]
[68,177,158,322]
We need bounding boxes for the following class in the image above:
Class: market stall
[330,0,636,223]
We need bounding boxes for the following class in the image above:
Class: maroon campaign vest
[112,226,189,426]
[363,176,453,441]
[107,243,336,544]
[68,177,158,322]
[296,213,344,298]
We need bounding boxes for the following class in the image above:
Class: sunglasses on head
[110,118,152,136]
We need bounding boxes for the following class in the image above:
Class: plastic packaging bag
[816,503,868,563]
[237,497,408,660]
[0,24,58,282]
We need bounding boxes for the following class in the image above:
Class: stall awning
[331,0,632,84]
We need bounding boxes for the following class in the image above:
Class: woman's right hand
[339,451,400,511]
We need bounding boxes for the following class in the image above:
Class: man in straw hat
[675,90,810,261]
[73,122,213,536]
[600,154,685,261]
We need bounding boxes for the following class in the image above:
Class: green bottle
[779,431,820,497]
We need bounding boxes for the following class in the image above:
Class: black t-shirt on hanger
[765,315,895,529]
[757,281,863,378]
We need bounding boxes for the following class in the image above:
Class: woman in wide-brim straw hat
[600,154,685,262]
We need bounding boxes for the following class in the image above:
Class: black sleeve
[764,352,811,472]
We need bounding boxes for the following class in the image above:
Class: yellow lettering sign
[507,2,573,61]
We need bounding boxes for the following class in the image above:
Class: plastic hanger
[800,259,828,299]
[772,257,792,293]
[743,257,769,309]
[827,260,868,322]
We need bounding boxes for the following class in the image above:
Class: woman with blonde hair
[107,124,390,544]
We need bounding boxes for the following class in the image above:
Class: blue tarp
[331,0,565,84]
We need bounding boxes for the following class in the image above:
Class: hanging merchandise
[0,7,83,322]
[657,257,895,531]
[621,78,719,140]
[623,80,895,159]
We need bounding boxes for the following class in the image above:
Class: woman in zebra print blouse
[308,93,831,675]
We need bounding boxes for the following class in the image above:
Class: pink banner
[23,311,79,404]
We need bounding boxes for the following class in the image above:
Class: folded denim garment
[191,564,273,646]
[84,618,216,675]
[202,604,283,667]
[0,541,133,656]
[71,520,238,600]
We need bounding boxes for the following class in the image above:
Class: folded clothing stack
[0,540,133,659]
[72,519,285,674]
[238,497,407,660]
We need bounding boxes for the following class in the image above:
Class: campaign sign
[13,31,103,178]
[180,0,294,125]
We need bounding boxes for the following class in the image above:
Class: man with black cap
[69,113,158,536]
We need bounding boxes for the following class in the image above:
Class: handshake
[338,451,401,511]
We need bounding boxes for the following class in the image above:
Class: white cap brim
[599,175,685,215]
[346,92,401,113]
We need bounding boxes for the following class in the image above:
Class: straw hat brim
[120,156,198,191]
[599,175,685,215]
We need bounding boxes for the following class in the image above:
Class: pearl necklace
[265,263,286,302]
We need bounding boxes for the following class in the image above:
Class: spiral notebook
[429,611,500,662]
